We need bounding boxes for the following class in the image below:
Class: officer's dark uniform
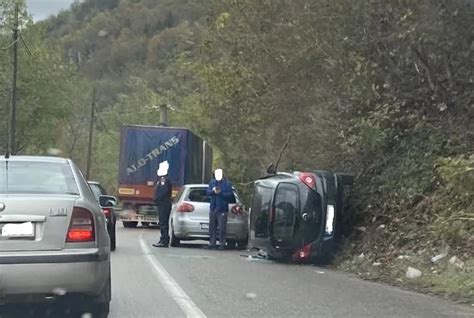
[153,176,172,247]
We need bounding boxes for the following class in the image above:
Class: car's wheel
[170,225,180,247]
[141,222,150,227]
[90,301,110,318]
[123,221,138,228]
[89,272,111,318]
[110,227,116,252]
[226,240,236,249]
[236,237,248,250]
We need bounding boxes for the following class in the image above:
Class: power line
[94,104,119,141]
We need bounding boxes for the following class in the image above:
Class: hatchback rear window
[187,189,210,203]
[0,161,79,195]
[185,187,241,203]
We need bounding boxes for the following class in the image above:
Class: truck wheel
[141,222,150,227]
[170,226,180,247]
[123,221,138,228]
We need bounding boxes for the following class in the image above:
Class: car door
[270,182,299,248]
[250,182,274,248]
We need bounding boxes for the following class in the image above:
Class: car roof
[182,184,238,190]
[183,184,208,188]
[256,172,297,185]
[0,155,70,164]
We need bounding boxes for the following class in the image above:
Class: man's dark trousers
[209,209,228,247]
[158,202,171,244]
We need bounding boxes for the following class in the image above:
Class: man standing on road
[206,169,235,250]
[153,161,172,248]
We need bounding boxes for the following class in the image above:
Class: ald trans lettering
[126,136,180,175]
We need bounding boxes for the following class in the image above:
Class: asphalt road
[2,226,474,318]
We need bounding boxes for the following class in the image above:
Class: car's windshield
[0,161,79,195]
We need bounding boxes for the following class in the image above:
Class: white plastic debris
[246,292,257,300]
[52,287,67,296]
[430,252,448,263]
[315,270,325,274]
[372,262,382,267]
[406,267,422,279]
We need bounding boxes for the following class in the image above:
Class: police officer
[153,161,172,248]
[206,168,235,250]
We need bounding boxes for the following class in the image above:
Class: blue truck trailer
[117,125,213,227]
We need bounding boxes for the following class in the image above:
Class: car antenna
[274,140,289,172]
[264,136,290,177]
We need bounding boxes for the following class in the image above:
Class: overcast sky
[26,0,75,21]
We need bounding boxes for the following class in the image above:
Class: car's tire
[90,272,111,318]
[236,238,248,250]
[123,221,138,228]
[141,222,150,227]
[91,301,110,318]
[170,225,180,247]
[110,227,116,252]
[226,240,236,249]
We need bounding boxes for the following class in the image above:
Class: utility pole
[8,1,19,155]
[160,104,168,126]
[86,88,96,180]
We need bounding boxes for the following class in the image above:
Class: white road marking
[138,233,207,318]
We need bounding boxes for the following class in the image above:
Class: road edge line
[138,233,207,318]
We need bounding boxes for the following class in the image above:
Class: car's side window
[251,184,273,238]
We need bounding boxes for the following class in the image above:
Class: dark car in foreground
[88,181,117,251]
[249,170,353,263]
[0,156,111,317]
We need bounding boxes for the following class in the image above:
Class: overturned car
[249,169,353,263]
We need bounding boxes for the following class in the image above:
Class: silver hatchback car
[170,184,249,249]
[0,156,111,316]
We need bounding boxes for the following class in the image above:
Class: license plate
[1,222,35,238]
[200,223,209,230]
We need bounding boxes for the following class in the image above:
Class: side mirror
[99,195,117,207]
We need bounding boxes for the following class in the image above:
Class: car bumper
[174,219,248,240]
[0,249,110,302]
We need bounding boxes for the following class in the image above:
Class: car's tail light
[231,205,243,215]
[177,202,194,213]
[102,208,112,217]
[291,243,312,262]
[299,172,317,190]
[66,207,95,242]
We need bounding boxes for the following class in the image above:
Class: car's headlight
[325,205,335,235]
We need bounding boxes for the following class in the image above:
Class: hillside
[2,0,472,301]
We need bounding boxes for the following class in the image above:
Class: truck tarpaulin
[118,125,212,204]
[119,126,187,186]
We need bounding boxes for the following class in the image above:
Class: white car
[170,184,248,249]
